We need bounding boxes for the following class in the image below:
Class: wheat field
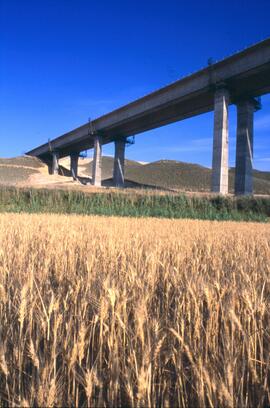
[0,214,269,407]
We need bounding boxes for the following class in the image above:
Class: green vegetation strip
[0,187,269,221]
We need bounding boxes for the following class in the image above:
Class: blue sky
[1,0,270,169]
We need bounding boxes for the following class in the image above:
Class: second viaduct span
[27,38,270,194]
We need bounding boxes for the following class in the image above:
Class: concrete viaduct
[27,38,270,194]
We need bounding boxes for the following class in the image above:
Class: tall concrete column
[51,152,59,175]
[92,134,102,186]
[113,137,126,188]
[211,87,230,194]
[70,153,79,180]
[235,99,255,195]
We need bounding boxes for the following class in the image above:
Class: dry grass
[0,214,269,407]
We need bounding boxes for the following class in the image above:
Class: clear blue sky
[1,0,270,169]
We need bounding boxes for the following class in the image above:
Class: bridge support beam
[234,99,255,195]
[211,88,229,194]
[51,152,59,175]
[70,153,79,180]
[113,138,126,188]
[92,134,102,186]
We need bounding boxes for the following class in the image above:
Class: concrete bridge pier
[51,152,59,175]
[113,137,126,188]
[211,87,230,194]
[234,99,255,195]
[92,134,102,186]
[70,153,79,180]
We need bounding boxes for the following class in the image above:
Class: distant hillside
[80,156,143,180]
[126,160,211,191]
[80,157,270,194]
[80,157,210,190]
[0,155,270,194]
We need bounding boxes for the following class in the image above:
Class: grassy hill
[80,157,212,190]
[0,155,270,194]
[80,156,143,180]
[81,157,270,194]
[126,160,211,191]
